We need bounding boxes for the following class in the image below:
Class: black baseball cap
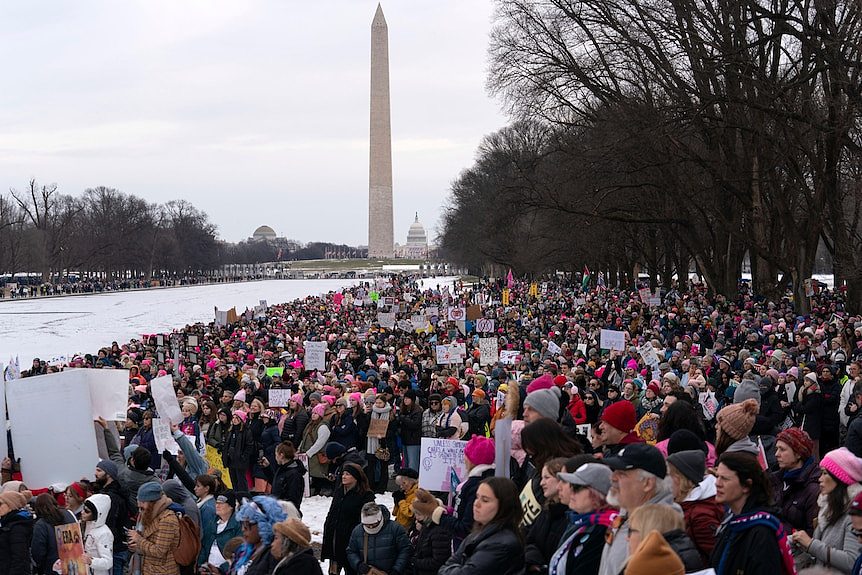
[602,443,667,479]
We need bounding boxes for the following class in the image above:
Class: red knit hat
[776,428,814,460]
[553,375,568,388]
[601,401,637,433]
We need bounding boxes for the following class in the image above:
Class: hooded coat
[679,474,725,564]
[346,507,412,574]
[82,494,114,575]
[0,507,34,575]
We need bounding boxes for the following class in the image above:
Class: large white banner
[419,438,467,492]
[24,369,129,421]
[7,374,98,488]
[303,341,327,372]
[150,375,183,424]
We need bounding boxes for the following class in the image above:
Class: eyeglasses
[430,401,440,405]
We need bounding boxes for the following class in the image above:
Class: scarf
[717,511,796,575]
[781,457,814,484]
[366,403,391,453]
[549,509,619,575]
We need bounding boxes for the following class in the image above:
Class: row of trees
[439,0,862,311]
[0,180,361,281]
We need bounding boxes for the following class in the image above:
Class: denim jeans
[113,550,129,575]
[402,444,421,472]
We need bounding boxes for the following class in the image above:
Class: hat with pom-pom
[716,398,758,440]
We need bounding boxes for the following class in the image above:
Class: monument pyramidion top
[372,3,387,29]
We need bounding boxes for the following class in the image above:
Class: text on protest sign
[479,337,499,366]
[152,418,180,455]
[499,350,522,365]
[303,341,327,372]
[377,312,396,329]
[55,523,87,575]
[600,329,626,352]
[476,318,495,333]
[268,389,293,407]
[150,375,184,424]
[419,438,467,492]
[547,340,562,355]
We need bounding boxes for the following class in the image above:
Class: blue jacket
[346,509,412,575]
[198,511,241,568]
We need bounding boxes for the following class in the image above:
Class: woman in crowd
[130,410,161,470]
[549,460,614,575]
[714,399,760,457]
[64,482,88,520]
[194,474,218,555]
[0,490,34,575]
[261,441,306,513]
[789,447,862,573]
[666,448,724,564]
[271,518,323,575]
[231,495,287,575]
[519,419,582,528]
[80,494,114,575]
[30,493,77,574]
[410,492,454,575]
[280,394,309,448]
[438,477,525,575]
[299,403,332,495]
[712,452,796,575]
[795,372,823,459]
[198,399,218,438]
[321,463,375,575]
[329,398,359,451]
[222,410,254,493]
[626,504,702,572]
[435,396,465,439]
[198,490,241,573]
[396,389,423,471]
[770,427,821,535]
[365,394,393,494]
[624,531,685,575]
[524,457,570,574]
[655,401,715,466]
[179,399,202,451]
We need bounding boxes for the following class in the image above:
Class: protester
[261,441,306,512]
[0,489,34,575]
[31,493,77,575]
[128,483,180,575]
[666,449,723,564]
[626,504,702,572]
[392,468,419,530]
[624,530,685,575]
[231,495,287,575]
[524,457,570,575]
[198,490,241,573]
[397,389,423,470]
[410,491,454,575]
[771,427,821,535]
[80,494,114,575]
[438,477,526,575]
[271,518,323,575]
[222,410,255,494]
[321,463,375,575]
[346,501,412,575]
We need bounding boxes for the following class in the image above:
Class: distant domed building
[250,225,278,242]
[396,213,429,259]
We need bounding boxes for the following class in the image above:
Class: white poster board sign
[150,375,183,424]
[479,337,499,366]
[499,350,522,365]
[419,438,467,492]
[377,312,396,329]
[600,329,626,352]
[87,369,130,421]
[547,341,562,355]
[152,418,180,455]
[303,341,327,372]
[494,418,512,478]
[268,389,292,408]
[7,374,98,488]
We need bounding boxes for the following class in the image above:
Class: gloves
[393,489,405,505]
[412,488,441,517]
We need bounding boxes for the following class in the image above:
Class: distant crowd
[2,273,862,575]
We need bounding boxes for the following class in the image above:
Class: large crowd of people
[2,273,862,575]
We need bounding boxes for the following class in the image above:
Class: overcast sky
[0,1,508,246]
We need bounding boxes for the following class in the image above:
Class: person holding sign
[80,494,114,575]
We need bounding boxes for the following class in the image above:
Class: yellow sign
[502,289,510,305]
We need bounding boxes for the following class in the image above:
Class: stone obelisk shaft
[368,4,394,258]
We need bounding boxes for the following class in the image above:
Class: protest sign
[479,337,499,366]
[411,315,427,331]
[368,417,390,439]
[150,375,183,424]
[0,376,5,460]
[268,389,293,407]
[266,367,284,378]
[494,418,512,478]
[637,343,660,370]
[304,341,327,371]
[397,319,413,332]
[337,349,350,360]
[547,340,562,355]
[466,305,482,320]
[476,318,495,333]
[7,374,98,488]
[295,453,311,498]
[577,343,588,355]
[419,438,467,492]
[600,329,626,352]
[436,345,454,364]
[499,350,522,365]
[152,417,180,455]
[638,287,651,303]
[576,424,593,443]
[86,370,131,421]
[55,523,87,575]
[377,312,396,329]
[448,307,466,321]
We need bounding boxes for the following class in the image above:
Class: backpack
[173,512,202,566]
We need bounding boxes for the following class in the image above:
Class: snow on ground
[0,276,457,367]
[304,491,395,571]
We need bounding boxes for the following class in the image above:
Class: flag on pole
[581,266,591,290]
[506,269,514,289]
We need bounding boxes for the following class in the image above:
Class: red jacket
[681,496,725,565]
[567,395,587,424]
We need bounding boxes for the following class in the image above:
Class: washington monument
[368,4,394,258]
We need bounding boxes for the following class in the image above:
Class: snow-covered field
[0,277,455,367]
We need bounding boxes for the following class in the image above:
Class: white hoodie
[83,494,114,575]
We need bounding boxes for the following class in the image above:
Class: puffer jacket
[524,502,569,573]
[82,494,114,575]
[0,509,34,575]
[438,523,525,575]
[265,457,306,511]
[280,408,310,447]
[664,528,704,572]
[770,458,821,535]
[346,508,412,574]
[411,520,454,575]
[679,475,725,564]
[31,508,77,574]
[222,423,255,470]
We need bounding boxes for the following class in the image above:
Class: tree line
[0,180,360,282]
[439,0,862,312]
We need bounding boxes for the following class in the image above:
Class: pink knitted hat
[311,403,327,418]
[526,374,554,393]
[233,410,248,423]
[464,436,495,466]
[821,448,862,485]
[290,393,304,405]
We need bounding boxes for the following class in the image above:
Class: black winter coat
[464,403,491,439]
[99,479,132,553]
[280,409,309,447]
[847,416,862,457]
[438,466,496,547]
[222,423,255,470]
[752,388,784,436]
[664,529,704,572]
[397,406,423,446]
[329,412,359,450]
[321,486,376,570]
[710,504,788,575]
[439,523,525,575]
[264,458,306,511]
[770,460,821,535]
[0,510,34,575]
[31,510,77,574]
[795,391,823,439]
[346,513,412,574]
[273,547,324,575]
[411,521,454,575]
[524,503,569,573]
